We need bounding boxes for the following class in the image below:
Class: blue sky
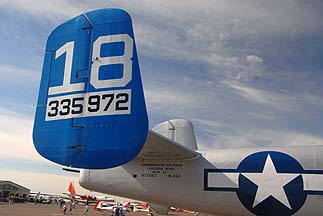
[0,0,323,194]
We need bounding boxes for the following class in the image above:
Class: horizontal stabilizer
[137,131,200,161]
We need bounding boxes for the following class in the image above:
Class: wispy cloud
[0,0,84,22]
[226,81,323,114]
[215,129,323,149]
[0,64,39,82]
[0,108,42,161]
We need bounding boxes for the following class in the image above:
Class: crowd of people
[59,199,89,215]
[113,204,125,216]
[58,199,127,216]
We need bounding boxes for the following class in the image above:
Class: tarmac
[0,203,204,216]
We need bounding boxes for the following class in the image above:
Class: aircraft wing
[137,131,200,161]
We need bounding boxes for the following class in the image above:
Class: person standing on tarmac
[63,203,67,215]
[69,200,76,215]
[84,204,89,215]
[114,205,120,216]
[119,205,125,216]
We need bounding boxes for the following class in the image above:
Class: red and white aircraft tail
[63,181,96,203]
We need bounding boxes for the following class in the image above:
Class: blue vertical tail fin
[33,9,148,169]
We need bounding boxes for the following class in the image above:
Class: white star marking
[241,154,300,209]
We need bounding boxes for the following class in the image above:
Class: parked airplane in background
[63,181,114,204]
[95,201,132,213]
[132,203,150,213]
[62,181,96,203]
[33,8,323,216]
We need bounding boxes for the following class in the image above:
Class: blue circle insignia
[236,151,307,216]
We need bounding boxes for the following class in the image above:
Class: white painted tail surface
[152,119,198,150]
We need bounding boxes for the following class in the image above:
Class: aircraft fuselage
[80,146,323,216]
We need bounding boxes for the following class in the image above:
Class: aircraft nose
[79,169,90,189]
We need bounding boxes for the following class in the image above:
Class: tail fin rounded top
[33,9,148,169]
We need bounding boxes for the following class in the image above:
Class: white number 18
[48,34,133,96]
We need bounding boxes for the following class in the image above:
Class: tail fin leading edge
[33,9,148,169]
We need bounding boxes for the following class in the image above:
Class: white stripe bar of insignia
[302,174,323,191]
[207,173,239,189]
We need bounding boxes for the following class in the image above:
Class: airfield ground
[0,203,213,216]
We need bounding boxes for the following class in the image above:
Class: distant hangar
[0,180,30,200]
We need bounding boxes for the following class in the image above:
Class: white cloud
[246,55,264,67]
[145,88,193,113]
[0,65,39,82]
[228,82,280,105]
[204,129,323,163]
[225,81,298,111]
[0,107,16,115]
[225,81,323,115]
[0,0,84,22]
[0,108,43,161]
[220,129,323,149]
